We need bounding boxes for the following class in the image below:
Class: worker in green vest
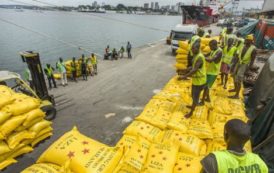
[229,35,256,99]
[187,29,204,68]
[44,64,57,89]
[91,53,98,75]
[57,57,68,86]
[201,39,222,105]
[81,54,88,81]
[220,38,238,89]
[222,27,235,48]
[178,42,206,118]
[236,32,245,54]
[201,119,268,173]
[71,57,77,82]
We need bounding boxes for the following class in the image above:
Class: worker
[119,46,125,58]
[127,41,132,59]
[44,64,57,89]
[104,45,111,60]
[187,29,203,68]
[222,27,235,47]
[178,42,206,118]
[204,29,212,38]
[229,34,256,99]
[91,53,98,75]
[57,57,67,87]
[221,38,238,89]
[23,67,33,89]
[201,40,222,104]
[201,119,268,173]
[236,32,245,53]
[71,57,77,82]
[81,55,88,81]
[112,48,118,60]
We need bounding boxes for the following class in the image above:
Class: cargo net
[0,85,53,170]
[21,66,249,173]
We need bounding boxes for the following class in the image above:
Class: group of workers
[104,41,132,60]
[43,53,98,89]
[178,27,268,173]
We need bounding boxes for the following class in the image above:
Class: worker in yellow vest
[201,40,222,105]
[44,64,57,89]
[236,32,245,54]
[229,35,256,99]
[71,57,77,82]
[201,119,268,173]
[187,29,204,68]
[220,38,238,89]
[222,27,235,48]
[178,42,206,118]
[91,53,98,75]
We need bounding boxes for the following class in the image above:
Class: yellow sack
[201,38,212,45]
[9,145,33,159]
[116,135,136,154]
[176,48,189,55]
[211,122,225,141]
[161,130,207,156]
[113,163,140,173]
[23,109,45,126]
[0,95,14,109]
[0,140,11,155]
[212,97,232,115]
[188,119,213,139]
[31,132,52,147]
[6,96,40,116]
[0,158,17,170]
[178,41,189,49]
[16,117,44,132]
[176,54,188,61]
[146,98,176,111]
[29,120,52,134]
[167,111,190,133]
[7,130,35,149]
[68,147,123,173]
[136,108,172,129]
[53,73,61,80]
[35,126,53,137]
[0,85,14,95]
[21,163,63,173]
[175,62,187,70]
[173,153,202,173]
[0,108,12,125]
[37,127,106,167]
[123,121,162,142]
[142,143,179,173]
[0,115,26,137]
[123,137,150,171]
[202,46,211,54]
[206,140,226,153]
[192,106,208,120]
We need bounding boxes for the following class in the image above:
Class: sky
[0,0,201,7]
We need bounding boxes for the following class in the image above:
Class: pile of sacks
[65,58,92,78]
[0,86,53,170]
[22,74,249,173]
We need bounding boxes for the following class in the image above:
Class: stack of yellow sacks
[22,74,249,173]
[175,41,189,71]
[65,58,93,78]
[0,86,53,170]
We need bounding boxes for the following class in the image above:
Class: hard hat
[246,34,254,41]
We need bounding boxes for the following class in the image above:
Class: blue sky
[0,0,200,6]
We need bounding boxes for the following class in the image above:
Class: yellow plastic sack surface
[29,120,52,134]
[191,106,208,120]
[0,158,17,170]
[53,73,61,80]
[31,132,53,147]
[0,108,12,125]
[9,145,33,159]
[68,147,123,173]
[6,96,40,116]
[0,140,11,155]
[136,108,172,129]
[37,127,106,167]
[176,48,189,55]
[21,163,63,173]
[188,119,213,139]
[123,121,162,142]
[116,135,137,154]
[211,122,225,141]
[113,163,140,173]
[201,38,212,45]
[0,95,14,109]
[142,143,179,173]
[17,117,44,132]
[178,41,189,49]
[212,97,232,115]
[35,126,53,137]
[175,63,187,70]
[123,137,150,171]
[7,130,35,149]
[161,130,207,156]
[0,115,26,137]
[202,46,211,54]
[173,153,202,173]
[175,54,188,61]
[23,109,45,126]
[0,85,14,95]
[167,111,190,133]
[145,99,176,112]
[206,140,226,153]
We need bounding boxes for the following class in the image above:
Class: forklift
[20,51,56,120]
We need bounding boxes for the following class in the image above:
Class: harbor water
[0,9,181,73]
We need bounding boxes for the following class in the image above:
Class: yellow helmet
[246,34,254,41]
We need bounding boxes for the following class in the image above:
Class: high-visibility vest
[224,34,236,47]
[71,61,77,71]
[239,45,256,64]
[45,67,53,77]
[192,53,206,86]
[237,38,245,54]
[207,47,222,75]
[190,35,200,56]
[57,61,66,73]
[223,46,237,65]
[213,150,268,173]
[91,56,97,65]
